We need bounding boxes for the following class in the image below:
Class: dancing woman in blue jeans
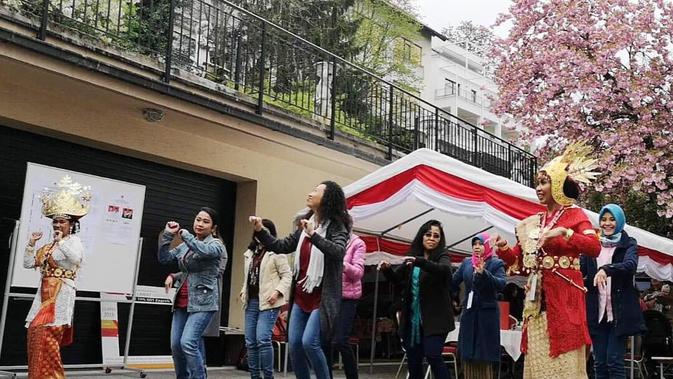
[158,207,226,379]
[240,219,292,379]
[249,181,350,379]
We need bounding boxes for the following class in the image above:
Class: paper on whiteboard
[102,196,135,246]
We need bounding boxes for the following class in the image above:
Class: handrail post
[413,116,419,150]
[163,0,176,83]
[434,108,440,152]
[507,143,513,180]
[256,22,267,115]
[37,0,50,40]
[329,57,337,140]
[387,84,394,160]
[472,126,479,167]
[234,33,242,91]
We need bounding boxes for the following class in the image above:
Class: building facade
[421,36,518,143]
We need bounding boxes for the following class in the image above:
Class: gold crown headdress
[540,141,600,206]
[41,175,92,219]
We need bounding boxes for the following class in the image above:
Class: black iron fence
[0,0,537,186]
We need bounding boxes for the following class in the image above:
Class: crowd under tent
[341,148,673,370]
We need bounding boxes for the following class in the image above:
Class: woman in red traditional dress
[23,176,91,379]
[493,143,601,378]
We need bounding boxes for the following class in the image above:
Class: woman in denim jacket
[158,207,227,379]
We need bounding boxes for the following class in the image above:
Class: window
[471,89,477,103]
[445,79,456,95]
[399,38,422,65]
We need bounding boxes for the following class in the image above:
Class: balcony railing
[435,86,492,109]
[0,0,537,186]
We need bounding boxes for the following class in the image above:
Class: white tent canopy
[344,148,673,280]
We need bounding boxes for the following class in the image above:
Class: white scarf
[294,215,329,294]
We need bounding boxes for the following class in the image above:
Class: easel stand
[0,220,146,377]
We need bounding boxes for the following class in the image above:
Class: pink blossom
[491,0,673,219]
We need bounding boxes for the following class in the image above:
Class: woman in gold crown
[23,176,90,379]
[493,143,601,379]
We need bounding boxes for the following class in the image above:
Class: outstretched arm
[179,230,223,259]
[414,252,452,276]
[254,228,302,255]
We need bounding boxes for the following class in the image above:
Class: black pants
[325,299,359,379]
[404,330,451,379]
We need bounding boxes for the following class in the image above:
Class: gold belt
[523,254,580,271]
[40,265,77,280]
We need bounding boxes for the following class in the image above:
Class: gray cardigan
[255,221,348,340]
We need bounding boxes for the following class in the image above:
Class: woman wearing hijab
[581,204,643,379]
[452,232,506,379]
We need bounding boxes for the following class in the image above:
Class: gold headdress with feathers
[540,141,599,206]
[41,175,92,219]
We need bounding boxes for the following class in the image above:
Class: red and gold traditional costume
[23,176,89,379]
[498,142,601,379]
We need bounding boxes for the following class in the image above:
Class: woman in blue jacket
[158,207,227,379]
[452,232,506,379]
[581,204,643,379]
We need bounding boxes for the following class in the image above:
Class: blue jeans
[171,308,215,379]
[404,332,451,379]
[245,298,281,379]
[288,303,330,379]
[591,320,627,379]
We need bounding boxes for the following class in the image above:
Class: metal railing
[0,0,537,186]
[435,86,493,109]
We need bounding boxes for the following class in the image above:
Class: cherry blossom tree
[492,0,673,235]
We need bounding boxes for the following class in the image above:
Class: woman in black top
[379,220,454,379]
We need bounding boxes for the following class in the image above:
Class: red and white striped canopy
[345,148,673,280]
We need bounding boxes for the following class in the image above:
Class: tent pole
[354,228,412,245]
[380,208,435,237]
[445,225,494,250]
[369,268,380,374]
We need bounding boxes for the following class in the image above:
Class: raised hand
[378,260,391,271]
[300,219,314,236]
[493,234,508,249]
[29,231,43,246]
[475,260,486,274]
[53,230,63,242]
[165,221,180,234]
[249,216,263,232]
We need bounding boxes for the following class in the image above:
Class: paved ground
[3,365,401,378]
